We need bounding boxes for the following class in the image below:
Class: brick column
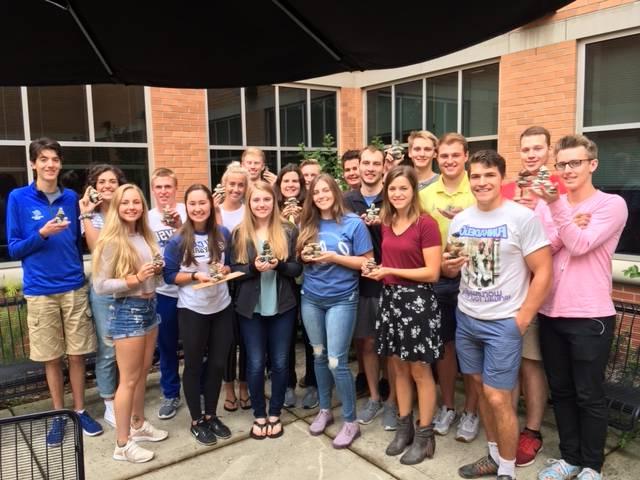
[497,40,578,179]
[149,88,209,200]
[339,87,364,153]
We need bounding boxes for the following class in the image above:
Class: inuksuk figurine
[213,183,226,202]
[152,253,165,270]
[516,169,535,196]
[88,186,102,204]
[363,258,380,275]
[162,205,176,227]
[365,203,380,222]
[445,233,466,259]
[258,240,275,263]
[53,207,67,224]
[532,165,557,194]
[302,242,322,259]
[284,197,299,209]
[208,263,225,282]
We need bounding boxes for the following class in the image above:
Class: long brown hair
[380,166,425,226]
[233,181,289,263]
[179,184,222,266]
[296,174,346,254]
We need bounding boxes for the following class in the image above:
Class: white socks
[498,454,516,479]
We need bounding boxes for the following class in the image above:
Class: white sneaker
[433,405,458,435]
[103,400,116,428]
[113,439,154,463]
[455,411,480,443]
[130,420,169,442]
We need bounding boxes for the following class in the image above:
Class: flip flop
[239,397,252,410]
[250,420,268,440]
[267,418,284,439]
[223,398,238,412]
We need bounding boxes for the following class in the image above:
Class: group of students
[5,128,627,480]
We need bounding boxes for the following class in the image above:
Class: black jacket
[230,222,302,318]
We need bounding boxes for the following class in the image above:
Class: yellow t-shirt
[419,174,475,244]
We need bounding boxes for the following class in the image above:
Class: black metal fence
[0,409,85,480]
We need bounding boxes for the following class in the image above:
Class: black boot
[385,413,414,456]
[400,423,435,465]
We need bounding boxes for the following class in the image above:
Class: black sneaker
[378,378,390,402]
[355,373,368,397]
[207,416,231,439]
[190,418,217,446]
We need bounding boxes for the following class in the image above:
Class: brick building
[1,0,639,301]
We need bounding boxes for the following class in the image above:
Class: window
[0,85,149,263]
[366,62,499,146]
[208,86,338,183]
[580,32,640,257]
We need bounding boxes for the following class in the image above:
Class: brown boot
[400,424,435,465]
[385,413,414,456]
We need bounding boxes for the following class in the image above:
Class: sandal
[239,396,252,410]
[250,420,268,440]
[223,398,238,412]
[267,418,284,439]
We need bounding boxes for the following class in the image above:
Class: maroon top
[380,214,441,286]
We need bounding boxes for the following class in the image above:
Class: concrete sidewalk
[3,351,639,480]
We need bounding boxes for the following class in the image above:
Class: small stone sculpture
[388,140,404,160]
[302,242,322,259]
[152,253,164,270]
[363,258,380,275]
[284,197,299,208]
[208,263,225,282]
[258,241,275,263]
[365,203,380,222]
[213,183,226,202]
[53,207,67,224]
[532,165,557,194]
[88,186,102,204]
[445,233,466,259]
[516,169,535,194]
[162,205,176,227]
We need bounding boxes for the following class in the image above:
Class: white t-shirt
[148,203,187,298]
[448,200,549,320]
[219,204,245,232]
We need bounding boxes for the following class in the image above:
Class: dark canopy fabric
[2,0,572,88]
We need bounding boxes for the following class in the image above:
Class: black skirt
[375,283,443,363]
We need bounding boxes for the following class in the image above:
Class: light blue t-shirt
[363,194,377,207]
[254,238,278,316]
[302,213,373,298]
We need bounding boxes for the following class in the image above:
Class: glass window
[28,86,89,141]
[426,73,458,137]
[468,139,498,155]
[462,64,499,137]
[210,149,243,185]
[92,85,147,143]
[584,34,640,127]
[0,146,29,262]
[207,88,242,146]
[311,90,337,147]
[281,150,303,166]
[245,86,276,146]
[395,80,422,143]
[279,87,307,147]
[585,129,640,256]
[367,86,392,144]
[0,87,23,140]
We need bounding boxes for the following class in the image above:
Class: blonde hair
[296,174,346,255]
[93,184,159,279]
[151,167,177,187]
[233,181,289,264]
[241,147,265,163]
[221,161,250,186]
[407,130,439,150]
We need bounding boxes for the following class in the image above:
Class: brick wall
[339,88,363,153]
[612,282,640,304]
[553,0,636,21]
[149,88,209,200]
[497,40,578,180]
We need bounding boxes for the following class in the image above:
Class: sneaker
[537,459,580,480]
[433,405,457,436]
[355,373,367,397]
[113,439,154,463]
[458,454,498,479]
[130,420,169,442]
[332,421,361,449]
[497,476,514,480]
[516,429,544,467]
[309,409,334,436]
[207,416,231,439]
[158,397,181,419]
[191,418,217,446]
[78,410,103,436]
[46,416,67,447]
[356,398,383,425]
[378,378,390,402]
[456,411,480,443]
[283,388,297,408]
[382,402,398,431]
[302,387,319,409]
[576,468,602,480]
[103,401,116,428]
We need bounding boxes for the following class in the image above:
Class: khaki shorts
[25,284,96,362]
[522,317,542,361]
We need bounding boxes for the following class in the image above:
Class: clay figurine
[213,183,226,202]
[365,203,380,222]
[532,165,557,194]
[363,258,380,275]
[88,186,102,204]
[445,233,466,259]
[258,240,275,263]
[208,263,225,282]
[301,242,322,259]
[53,207,67,224]
[162,205,176,227]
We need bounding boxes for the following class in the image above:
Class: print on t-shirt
[454,223,508,289]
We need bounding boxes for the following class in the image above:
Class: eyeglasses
[554,159,592,170]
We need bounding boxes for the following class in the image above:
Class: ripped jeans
[301,289,358,422]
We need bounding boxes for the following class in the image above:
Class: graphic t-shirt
[302,213,373,298]
[380,214,441,286]
[447,200,549,320]
[148,203,187,297]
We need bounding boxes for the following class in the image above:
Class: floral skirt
[375,283,443,363]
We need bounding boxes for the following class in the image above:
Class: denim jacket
[230,222,302,318]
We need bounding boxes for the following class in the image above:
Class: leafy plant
[298,134,346,190]
[369,135,386,151]
[623,265,640,279]
[1,277,22,298]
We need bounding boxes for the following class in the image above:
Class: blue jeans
[239,308,296,418]
[156,293,181,400]
[301,290,358,422]
[90,287,116,398]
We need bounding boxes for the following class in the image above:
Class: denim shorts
[108,296,159,340]
[455,307,522,390]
